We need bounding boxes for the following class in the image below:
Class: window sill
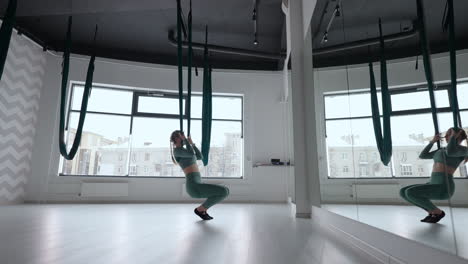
[58,174,244,179]
[326,176,468,180]
[253,164,294,168]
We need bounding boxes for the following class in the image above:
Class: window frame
[324,81,468,179]
[59,83,244,179]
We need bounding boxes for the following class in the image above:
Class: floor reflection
[323,204,460,255]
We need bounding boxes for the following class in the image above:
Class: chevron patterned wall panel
[0,32,47,204]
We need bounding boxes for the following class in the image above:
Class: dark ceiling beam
[0,0,176,17]
[313,23,418,56]
[168,30,286,60]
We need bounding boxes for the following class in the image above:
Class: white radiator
[353,183,400,199]
[80,182,129,197]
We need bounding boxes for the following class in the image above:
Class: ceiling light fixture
[253,0,258,46]
[321,0,342,45]
[335,5,341,17]
[322,32,328,44]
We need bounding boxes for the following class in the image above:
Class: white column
[303,26,322,209]
[288,0,321,218]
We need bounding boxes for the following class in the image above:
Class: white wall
[26,54,292,203]
[315,50,468,205]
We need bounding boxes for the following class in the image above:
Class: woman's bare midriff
[432,162,457,175]
[183,164,200,174]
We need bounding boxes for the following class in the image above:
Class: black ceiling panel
[2,0,466,70]
[4,0,284,71]
[311,0,468,68]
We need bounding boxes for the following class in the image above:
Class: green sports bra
[174,139,203,169]
[419,137,467,168]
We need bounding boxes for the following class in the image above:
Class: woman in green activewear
[170,130,230,220]
[400,128,468,223]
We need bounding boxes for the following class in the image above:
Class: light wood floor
[0,203,378,264]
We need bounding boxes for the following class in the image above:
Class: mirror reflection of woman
[400,128,468,223]
[170,130,230,220]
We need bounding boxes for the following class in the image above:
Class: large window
[59,83,244,178]
[324,82,468,178]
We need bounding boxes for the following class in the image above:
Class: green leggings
[185,172,230,208]
[400,172,455,211]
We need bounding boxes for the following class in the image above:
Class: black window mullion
[133,91,187,118]
[69,110,132,118]
[131,91,139,115]
[325,108,468,121]
[65,83,76,130]
[241,96,244,138]
[133,112,188,119]
[391,107,453,117]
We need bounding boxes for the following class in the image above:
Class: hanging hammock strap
[416,0,441,149]
[369,19,392,166]
[58,17,97,160]
[201,26,212,166]
[445,0,461,129]
[0,0,16,81]
[187,0,193,136]
[176,0,184,132]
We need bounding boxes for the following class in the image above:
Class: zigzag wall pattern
[0,30,47,204]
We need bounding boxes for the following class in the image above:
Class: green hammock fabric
[446,0,461,129]
[201,26,212,166]
[369,19,392,166]
[0,0,16,81]
[58,17,97,160]
[417,0,440,148]
[187,0,193,136]
[176,0,184,132]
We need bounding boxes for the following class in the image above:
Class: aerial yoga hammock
[0,0,17,81]
[58,17,97,160]
[175,0,212,165]
[186,0,193,137]
[176,0,185,133]
[369,19,392,166]
[201,26,212,166]
[172,0,227,221]
[399,0,468,223]
[443,0,462,129]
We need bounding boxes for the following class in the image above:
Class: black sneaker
[426,211,446,223]
[194,208,213,220]
[420,214,433,222]
[204,212,214,220]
